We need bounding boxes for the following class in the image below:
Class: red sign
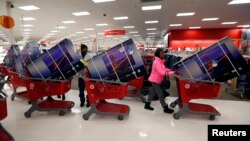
[104,29,126,36]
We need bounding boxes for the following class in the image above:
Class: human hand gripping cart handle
[82,73,130,121]
[0,91,14,141]
[170,75,222,120]
[7,70,74,118]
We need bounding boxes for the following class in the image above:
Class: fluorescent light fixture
[169,24,182,27]
[237,25,250,28]
[21,17,36,21]
[124,26,135,29]
[146,28,157,31]
[47,33,55,36]
[142,5,162,11]
[76,32,84,34]
[51,30,60,33]
[84,28,94,30]
[82,37,89,39]
[96,23,108,26]
[133,35,141,37]
[23,35,31,37]
[113,16,128,20]
[176,12,195,16]
[145,20,159,24]
[0,34,5,36]
[221,22,238,25]
[72,11,90,16]
[57,26,67,29]
[228,0,250,4]
[92,0,115,3]
[22,24,33,27]
[18,5,40,11]
[23,32,31,35]
[130,31,138,34]
[147,33,156,35]
[98,33,104,35]
[202,18,219,21]
[23,29,32,31]
[62,21,76,24]
[189,26,201,29]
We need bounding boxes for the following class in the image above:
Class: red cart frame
[82,74,130,120]
[170,76,221,120]
[126,76,146,102]
[0,93,14,141]
[8,71,74,118]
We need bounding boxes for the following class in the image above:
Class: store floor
[1,85,249,141]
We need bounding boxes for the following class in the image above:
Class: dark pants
[147,82,167,108]
[78,77,89,104]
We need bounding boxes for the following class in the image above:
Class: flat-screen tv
[26,38,81,79]
[87,39,146,82]
[3,45,20,68]
[20,41,41,66]
[174,37,248,82]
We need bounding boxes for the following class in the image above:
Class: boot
[80,102,85,107]
[144,102,154,110]
[163,105,174,114]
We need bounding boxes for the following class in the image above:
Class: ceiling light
[84,28,94,31]
[169,24,182,27]
[142,5,162,11]
[21,17,36,21]
[48,33,55,36]
[146,28,157,31]
[130,31,138,34]
[72,11,90,16]
[147,33,156,35]
[62,21,76,24]
[189,26,201,29]
[56,26,67,29]
[176,12,195,16]
[23,35,31,37]
[237,25,250,28]
[22,24,33,27]
[98,33,104,35]
[133,35,141,37]
[23,32,31,35]
[76,32,84,34]
[221,22,238,25]
[228,0,250,4]
[124,26,135,29]
[82,37,89,39]
[23,29,32,31]
[96,23,108,26]
[0,34,5,36]
[113,16,128,20]
[202,18,219,21]
[51,30,60,33]
[92,0,115,3]
[145,20,159,24]
[18,5,40,11]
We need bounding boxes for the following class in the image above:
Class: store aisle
[1,88,250,141]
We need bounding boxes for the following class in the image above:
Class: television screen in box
[4,45,20,68]
[174,37,248,82]
[20,41,41,66]
[26,38,81,79]
[87,38,146,82]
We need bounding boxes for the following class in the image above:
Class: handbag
[161,75,170,90]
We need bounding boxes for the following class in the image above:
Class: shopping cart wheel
[209,115,215,121]
[83,114,89,120]
[170,101,177,108]
[173,113,180,120]
[118,115,124,120]
[24,112,31,118]
[59,111,65,116]
[11,95,15,101]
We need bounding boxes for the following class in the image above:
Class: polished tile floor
[1,86,250,141]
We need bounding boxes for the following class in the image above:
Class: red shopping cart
[83,74,130,120]
[126,76,146,102]
[0,93,14,141]
[170,76,221,120]
[8,71,74,118]
[0,64,11,90]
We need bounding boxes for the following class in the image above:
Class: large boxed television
[26,38,82,79]
[174,37,248,82]
[20,41,41,66]
[3,45,20,68]
[87,39,146,82]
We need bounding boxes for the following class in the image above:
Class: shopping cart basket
[126,76,146,102]
[170,76,221,120]
[0,93,14,141]
[82,74,130,120]
[8,71,74,118]
[0,64,11,90]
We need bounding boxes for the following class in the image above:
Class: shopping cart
[0,93,14,141]
[0,64,11,90]
[8,71,74,118]
[126,76,146,102]
[82,74,130,120]
[170,76,221,120]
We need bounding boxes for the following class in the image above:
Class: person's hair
[154,48,164,58]
[81,44,88,50]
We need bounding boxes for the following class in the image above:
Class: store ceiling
[0,0,250,44]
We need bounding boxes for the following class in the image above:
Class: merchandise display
[175,37,249,82]
[87,39,146,82]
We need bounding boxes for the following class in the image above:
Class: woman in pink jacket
[144,48,174,113]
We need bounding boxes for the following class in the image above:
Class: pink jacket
[148,57,174,84]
